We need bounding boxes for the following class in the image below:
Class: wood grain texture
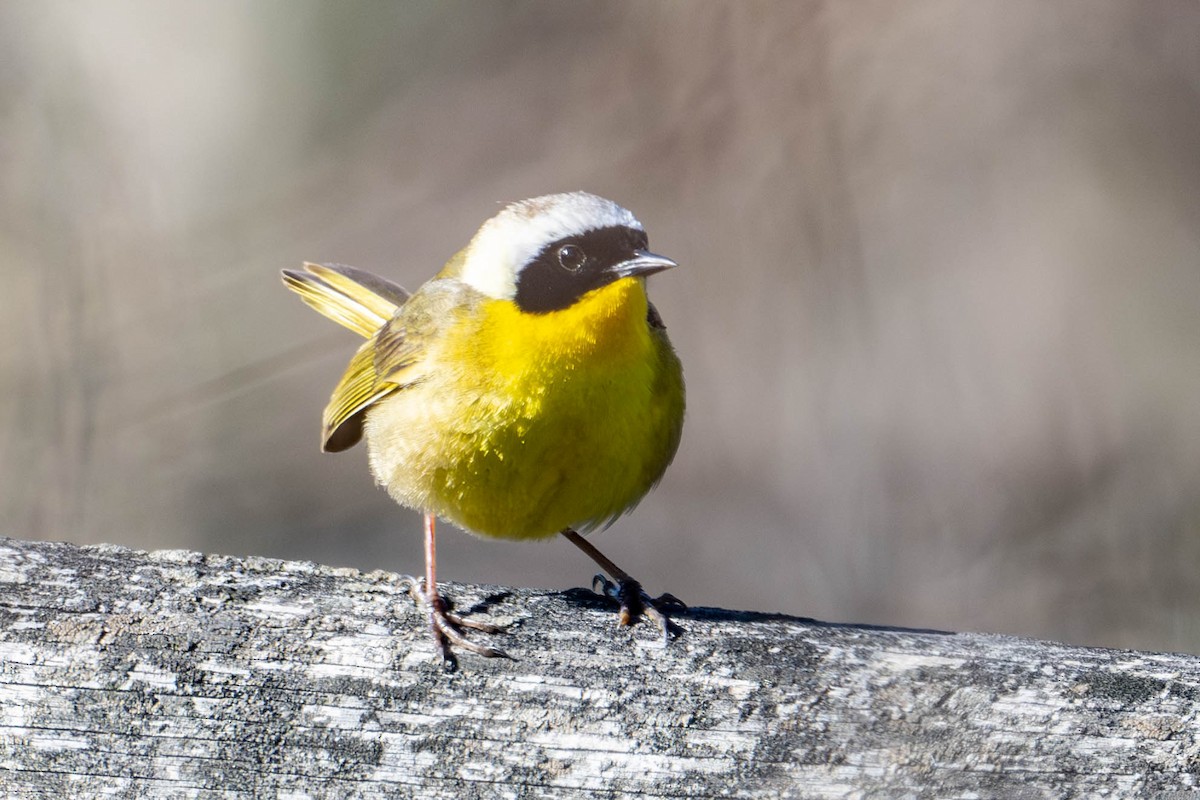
[1,536,1199,798]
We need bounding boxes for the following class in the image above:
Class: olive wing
[320,279,474,452]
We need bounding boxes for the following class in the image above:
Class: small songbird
[282,192,685,666]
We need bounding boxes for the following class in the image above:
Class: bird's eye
[557,244,586,272]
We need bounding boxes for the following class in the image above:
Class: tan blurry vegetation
[2,1,1199,652]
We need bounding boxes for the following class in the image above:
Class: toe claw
[592,574,618,599]
[654,592,687,612]
[444,611,504,635]
[590,576,684,645]
[408,580,510,663]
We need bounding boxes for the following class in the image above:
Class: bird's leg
[560,528,686,644]
[408,513,509,667]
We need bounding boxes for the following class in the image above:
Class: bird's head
[457,192,676,313]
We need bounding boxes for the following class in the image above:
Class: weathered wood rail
[0,536,1198,798]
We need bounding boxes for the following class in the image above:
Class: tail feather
[281,262,409,338]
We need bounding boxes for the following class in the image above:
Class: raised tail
[281,262,410,338]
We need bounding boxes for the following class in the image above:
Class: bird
[281,192,685,666]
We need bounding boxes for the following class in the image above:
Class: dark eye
[557,244,586,272]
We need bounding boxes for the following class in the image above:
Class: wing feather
[282,263,408,339]
[321,342,396,452]
[319,278,480,452]
[304,262,410,317]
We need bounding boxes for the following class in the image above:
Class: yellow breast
[365,277,684,540]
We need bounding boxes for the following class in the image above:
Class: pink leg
[408,513,509,667]
[424,512,439,610]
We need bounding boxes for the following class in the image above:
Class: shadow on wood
[1,537,1198,798]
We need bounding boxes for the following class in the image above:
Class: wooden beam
[0,537,1197,797]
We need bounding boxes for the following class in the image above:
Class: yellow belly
[364,278,685,540]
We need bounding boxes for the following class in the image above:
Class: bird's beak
[611,250,678,279]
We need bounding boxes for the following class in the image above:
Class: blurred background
[3,1,1200,654]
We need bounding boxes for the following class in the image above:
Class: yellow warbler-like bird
[282,192,685,665]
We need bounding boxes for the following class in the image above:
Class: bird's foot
[408,580,511,669]
[592,574,686,646]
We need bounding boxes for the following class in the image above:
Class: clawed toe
[408,581,511,668]
[591,574,685,645]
